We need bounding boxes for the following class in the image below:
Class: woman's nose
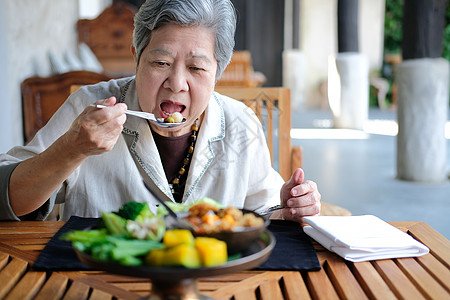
[163,67,189,93]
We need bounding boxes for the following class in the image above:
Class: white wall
[0,1,13,154]
[79,0,112,19]
[299,0,385,108]
[0,0,80,152]
[360,0,385,71]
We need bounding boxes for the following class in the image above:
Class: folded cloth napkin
[303,215,429,262]
[33,217,321,271]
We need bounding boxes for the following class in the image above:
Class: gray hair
[133,0,236,80]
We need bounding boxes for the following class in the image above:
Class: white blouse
[0,77,284,221]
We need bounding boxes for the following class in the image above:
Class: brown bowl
[74,230,275,300]
[190,209,270,254]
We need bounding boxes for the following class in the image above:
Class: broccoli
[118,201,154,222]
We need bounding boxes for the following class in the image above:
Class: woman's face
[134,24,217,137]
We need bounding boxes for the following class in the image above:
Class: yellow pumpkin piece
[163,229,194,248]
[145,248,165,267]
[195,237,228,267]
[163,244,201,268]
[201,213,220,225]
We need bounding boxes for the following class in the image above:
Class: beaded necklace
[169,117,200,201]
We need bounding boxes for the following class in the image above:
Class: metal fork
[259,205,286,216]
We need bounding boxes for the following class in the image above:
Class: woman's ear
[131,46,136,61]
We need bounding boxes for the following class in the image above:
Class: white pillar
[328,52,369,129]
[396,58,449,183]
[283,49,307,111]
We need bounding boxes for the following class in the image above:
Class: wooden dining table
[0,220,449,300]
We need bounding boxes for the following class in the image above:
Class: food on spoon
[171,112,183,123]
[164,116,175,123]
[163,112,183,123]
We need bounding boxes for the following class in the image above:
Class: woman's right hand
[9,96,127,216]
[63,96,127,158]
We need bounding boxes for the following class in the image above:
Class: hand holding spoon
[90,104,186,128]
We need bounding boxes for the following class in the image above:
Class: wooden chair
[215,86,351,216]
[77,2,137,78]
[21,70,110,143]
[216,51,266,88]
[215,87,299,181]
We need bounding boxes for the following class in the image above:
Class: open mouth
[160,101,186,118]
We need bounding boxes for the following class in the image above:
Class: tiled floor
[291,108,450,240]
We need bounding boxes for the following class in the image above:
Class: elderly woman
[0,0,320,221]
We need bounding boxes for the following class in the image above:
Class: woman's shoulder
[213,91,247,109]
[213,91,259,120]
[212,91,263,135]
[73,76,134,104]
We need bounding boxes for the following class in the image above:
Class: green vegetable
[156,197,223,216]
[91,243,115,261]
[126,217,165,241]
[119,255,142,266]
[60,228,108,244]
[61,230,164,266]
[61,198,229,267]
[157,202,189,216]
[190,197,223,209]
[118,201,154,222]
[147,218,165,241]
[109,238,164,260]
[61,228,112,254]
[102,212,128,235]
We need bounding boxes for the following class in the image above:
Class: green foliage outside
[384,0,404,55]
[443,6,450,61]
[384,0,450,58]
[380,0,450,107]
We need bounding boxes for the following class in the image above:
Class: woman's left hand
[280,168,321,222]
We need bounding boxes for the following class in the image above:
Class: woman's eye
[190,66,204,71]
[151,60,169,67]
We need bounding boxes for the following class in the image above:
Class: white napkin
[303,215,429,262]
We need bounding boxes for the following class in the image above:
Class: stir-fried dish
[61,199,263,268]
[185,203,264,234]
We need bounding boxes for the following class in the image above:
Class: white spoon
[90,104,186,128]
